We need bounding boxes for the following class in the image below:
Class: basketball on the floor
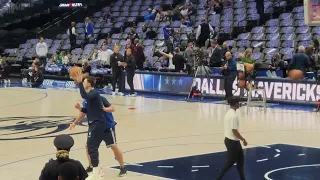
[69,66,82,79]
[288,69,304,80]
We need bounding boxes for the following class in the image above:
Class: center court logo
[0,116,87,140]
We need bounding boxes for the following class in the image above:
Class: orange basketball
[288,69,304,80]
[69,66,82,79]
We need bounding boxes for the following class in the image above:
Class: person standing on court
[74,74,107,180]
[36,37,48,66]
[110,45,125,96]
[196,19,214,47]
[67,21,78,50]
[123,48,136,96]
[216,97,247,180]
[39,134,87,180]
[222,52,237,100]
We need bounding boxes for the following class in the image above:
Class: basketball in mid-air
[288,69,304,80]
[69,66,82,79]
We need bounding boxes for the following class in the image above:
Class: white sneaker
[112,92,116,96]
[117,92,124,96]
[86,168,104,180]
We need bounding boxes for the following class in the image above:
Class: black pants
[39,56,47,67]
[87,122,107,167]
[197,37,208,48]
[224,75,236,100]
[70,35,76,50]
[216,138,245,180]
[112,70,122,92]
[126,72,135,94]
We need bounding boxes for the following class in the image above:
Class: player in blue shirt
[70,94,126,177]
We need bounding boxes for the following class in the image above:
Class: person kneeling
[30,62,44,88]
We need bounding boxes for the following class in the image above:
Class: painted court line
[274,154,280,157]
[192,165,209,168]
[257,158,268,162]
[264,164,320,180]
[298,154,305,156]
[124,162,143,167]
[275,149,281,153]
[158,166,174,168]
[191,169,198,172]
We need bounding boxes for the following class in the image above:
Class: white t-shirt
[224,109,239,141]
[98,49,113,65]
[168,54,175,69]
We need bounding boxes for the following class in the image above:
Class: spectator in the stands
[179,4,189,18]
[222,42,229,60]
[163,22,173,52]
[288,45,309,74]
[67,22,78,50]
[187,2,196,17]
[36,37,48,66]
[158,50,175,70]
[213,0,223,14]
[269,53,284,70]
[305,46,316,71]
[105,38,114,50]
[184,42,194,74]
[56,51,69,65]
[156,7,169,22]
[30,62,44,88]
[133,39,145,70]
[173,47,187,72]
[313,38,320,54]
[128,27,139,44]
[208,40,223,67]
[196,19,215,47]
[242,48,254,64]
[145,27,157,39]
[256,0,265,25]
[98,45,113,67]
[92,47,100,61]
[170,29,180,48]
[144,8,156,22]
[124,39,135,59]
[103,11,112,23]
[82,60,91,75]
[84,17,94,44]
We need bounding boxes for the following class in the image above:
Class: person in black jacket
[124,49,136,96]
[39,134,88,180]
[110,45,125,95]
[173,47,187,72]
[30,62,44,88]
[208,40,223,67]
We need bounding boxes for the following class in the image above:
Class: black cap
[54,134,74,150]
[228,97,240,106]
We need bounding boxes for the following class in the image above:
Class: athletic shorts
[104,126,117,148]
[86,126,116,148]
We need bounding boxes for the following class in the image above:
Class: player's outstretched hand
[74,103,81,110]
[75,71,83,84]
[69,122,76,131]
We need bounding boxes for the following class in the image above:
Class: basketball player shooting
[69,95,127,177]
[72,72,109,180]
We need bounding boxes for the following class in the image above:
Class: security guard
[39,134,88,180]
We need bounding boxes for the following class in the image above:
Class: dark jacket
[110,53,125,73]
[224,57,237,76]
[288,52,309,73]
[125,55,136,73]
[173,53,187,71]
[199,23,210,39]
[210,47,223,67]
[133,44,146,64]
[124,44,135,59]
[39,158,87,180]
[31,70,44,84]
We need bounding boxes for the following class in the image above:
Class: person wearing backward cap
[39,134,88,180]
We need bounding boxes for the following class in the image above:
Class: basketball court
[0,86,320,180]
